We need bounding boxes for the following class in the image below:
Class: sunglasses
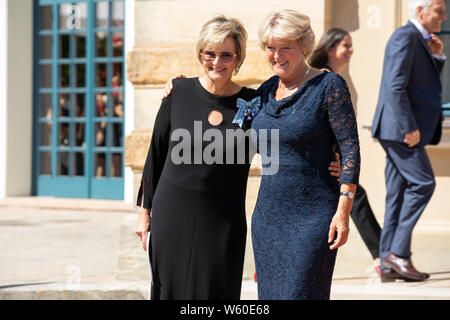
[201,50,236,63]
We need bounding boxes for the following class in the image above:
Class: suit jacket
[372,21,444,146]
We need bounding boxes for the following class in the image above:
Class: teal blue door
[33,0,125,199]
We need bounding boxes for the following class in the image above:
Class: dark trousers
[378,139,435,270]
[350,184,381,260]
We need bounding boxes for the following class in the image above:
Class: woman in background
[309,28,382,275]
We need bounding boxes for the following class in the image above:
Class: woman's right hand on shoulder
[135,207,151,251]
[162,74,186,100]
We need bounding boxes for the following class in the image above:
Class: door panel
[34,0,124,199]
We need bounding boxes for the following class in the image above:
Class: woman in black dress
[135,15,257,300]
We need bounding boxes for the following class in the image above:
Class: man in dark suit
[372,0,447,282]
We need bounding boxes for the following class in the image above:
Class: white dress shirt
[410,18,446,61]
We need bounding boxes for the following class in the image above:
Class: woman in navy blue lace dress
[251,10,360,300]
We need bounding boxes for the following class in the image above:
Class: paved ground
[0,206,131,286]
[241,272,450,300]
[1,204,449,300]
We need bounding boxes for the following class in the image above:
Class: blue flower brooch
[232,96,261,129]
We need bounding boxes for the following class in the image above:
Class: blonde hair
[196,15,248,74]
[258,9,315,58]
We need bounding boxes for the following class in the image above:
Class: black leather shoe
[380,269,403,283]
[380,268,429,283]
[383,252,427,281]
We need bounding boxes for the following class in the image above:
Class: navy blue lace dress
[251,71,360,300]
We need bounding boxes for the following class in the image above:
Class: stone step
[0,281,149,300]
[241,273,450,300]
[3,277,448,300]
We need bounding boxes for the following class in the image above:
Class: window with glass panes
[34,0,125,199]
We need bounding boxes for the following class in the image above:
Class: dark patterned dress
[251,71,360,300]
